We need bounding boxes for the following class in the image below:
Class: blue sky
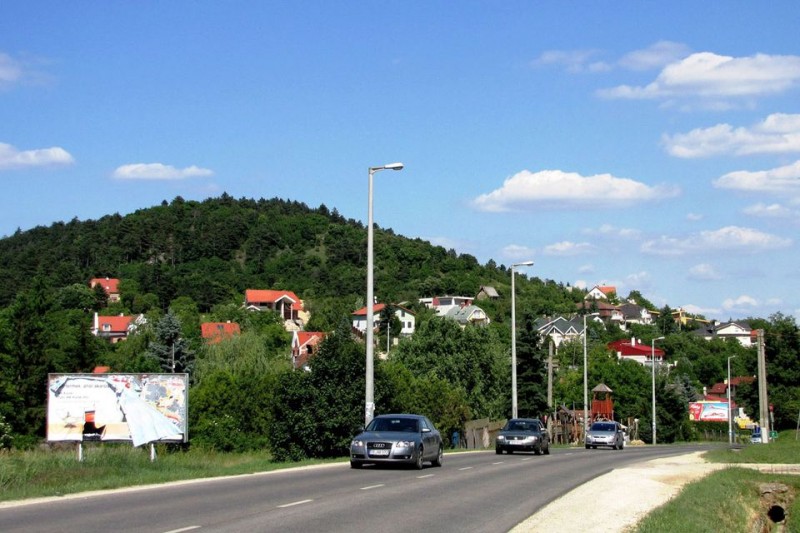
[2,2,799,321]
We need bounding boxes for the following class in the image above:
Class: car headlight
[394,441,413,449]
[351,440,364,447]
[497,435,505,441]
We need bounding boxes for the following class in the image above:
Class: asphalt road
[0,445,713,533]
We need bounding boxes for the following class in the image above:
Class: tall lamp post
[510,260,534,419]
[728,355,737,445]
[583,312,599,431]
[365,162,404,425]
[651,336,665,445]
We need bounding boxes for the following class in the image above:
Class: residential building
[619,302,654,328]
[535,316,586,348]
[200,321,241,344]
[476,286,500,301]
[444,304,490,327]
[92,312,146,343]
[419,295,474,316]
[607,337,664,367]
[89,277,121,303]
[244,289,309,331]
[351,303,416,338]
[585,285,617,301]
[693,320,754,347]
[291,331,326,370]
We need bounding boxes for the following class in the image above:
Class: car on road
[350,414,443,469]
[495,418,550,455]
[585,420,625,450]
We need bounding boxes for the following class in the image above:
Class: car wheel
[534,446,541,455]
[432,446,443,467]
[415,447,424,470]
[495,448,503,455]
[350,461,362,469]
[544,442,550,455]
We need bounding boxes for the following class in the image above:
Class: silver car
[585,421,625,450]
[350,414,444,469]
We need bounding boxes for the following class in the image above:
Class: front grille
[368,442,391,449]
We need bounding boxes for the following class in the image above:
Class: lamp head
[384,162,404,171]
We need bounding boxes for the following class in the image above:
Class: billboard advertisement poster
[47,373,188,447]
[688,401,729,422]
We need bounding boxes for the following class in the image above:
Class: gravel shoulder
[511,451,725,533]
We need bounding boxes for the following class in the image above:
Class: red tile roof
[90,277,120,295]
[352,303,387,316]
[607,339,665,359]
[245,289,303,310]
[96,315,135,333]
[201,322,241,343]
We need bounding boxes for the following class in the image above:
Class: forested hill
[0,194,582,319]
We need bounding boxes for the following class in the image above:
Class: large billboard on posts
[688,401,729,422]
[47,373,188,447]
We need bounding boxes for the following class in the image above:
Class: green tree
[145,311,194,373]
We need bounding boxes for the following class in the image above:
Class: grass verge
[0,443,341,503]
[635,430,800,532]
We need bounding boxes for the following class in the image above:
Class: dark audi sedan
[350,414,443,469]
[495,418,550,455]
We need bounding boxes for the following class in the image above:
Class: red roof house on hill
[89,277,121,302]
[291,331,326,370]
[201,322,241,344]
[607,338,665,366]
[244,289,306,330]
[92,313,144,343]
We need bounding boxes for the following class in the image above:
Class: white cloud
[112,163,213,180]
[743,203,799,219]
[582,223,642,240]
[681,303,721,317]
[501,244,537,261]
[472,169,679,212]
[599,52,800,101]
[713,160,800,198]
[532,49,610,73]
[0,52,23,87]
[0,142,74,170]
[686,213,704,221]
[688,263,722,281]
[722,295,759,312]
[663,113,800,158]
[618,41,692,71]
[543,241,595,256]
[641,226,791,256]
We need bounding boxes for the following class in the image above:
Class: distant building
[92,312,145,343]
[89,277,121,303]
[200,321,241,344]
[607,337,664,367]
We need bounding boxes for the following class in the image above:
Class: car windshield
[368,417,419,433]
[506,421,537,431]
[590,423,616,432]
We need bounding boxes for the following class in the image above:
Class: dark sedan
[495,418,550,455]
[350,414,444,469]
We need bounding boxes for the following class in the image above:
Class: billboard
[47,373,188,447]
[688,401,729,422]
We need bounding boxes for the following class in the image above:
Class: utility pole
[757,329,770,443]
[547,340,554,409]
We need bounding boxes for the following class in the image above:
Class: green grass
[0,443,341,503]
[635,430,800,532]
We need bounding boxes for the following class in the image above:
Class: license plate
[370,449,390,456]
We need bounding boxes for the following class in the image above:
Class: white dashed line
[360,484,385,490]
[162,527,201,533]
[278,499,313,508]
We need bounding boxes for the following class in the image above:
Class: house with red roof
[291,331,326,370]
[607,337,664,367]
[92,312,145,343]
[585,285,617,301]
[89,277,121,302]
[244,289,308,331]
[351,303,416,339]
[201,321,241,344]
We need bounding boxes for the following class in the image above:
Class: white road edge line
[492,461,504,465]
[162,527,201,533]
[278,499,313,508]
[417,474,434,479]
[458,467,473,471]
[360,484,385,490]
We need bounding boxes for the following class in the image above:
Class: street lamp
[365,162,404,426]
[728,355,737,445]
[583,312,599,431]
[510,260,534,419]
[651,336,665,445]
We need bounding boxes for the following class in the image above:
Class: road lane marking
[163,527,201,533]
[360,484,385,490]
[492,461,504,465]
[278,499,313,508]
[458,467,473,471]
[417,474,434,479]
